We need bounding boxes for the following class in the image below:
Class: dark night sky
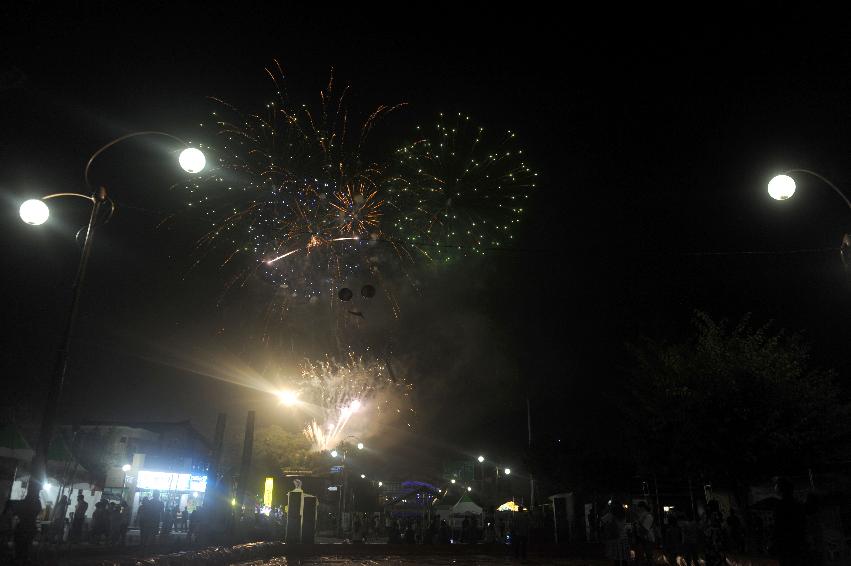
[2,6,850,480]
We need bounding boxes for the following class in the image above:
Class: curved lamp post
[17,132,204,533]
[332,435,364,538]
[768,169,851,267]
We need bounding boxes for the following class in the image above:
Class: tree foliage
[624,311,850,484]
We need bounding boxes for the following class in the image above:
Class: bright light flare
[20,199,49,225]
[179,148,206,173]
[122,464,132,472]
[504,468,511,475]
[331,450,339,458]
[357,442,364,450]
[768,174,796,200]
[477,455,485,463]
[276,390,300,406]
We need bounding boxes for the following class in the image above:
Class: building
[62,420,211,520]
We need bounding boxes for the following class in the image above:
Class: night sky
[2,6,850,480]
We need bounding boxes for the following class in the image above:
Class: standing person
[726,508,745,555]
[118,501,130,546]
[634,502,656,565]
[352,514,362,543]
[461,516,470,543]
[680,512,700,566]
[188,506,199,542]
[702,500,726,566]
[150,491,164,541]
[69,494,88,543]
[513,509,530,560]
[181,507,189,532]
[663,511,683,565]
[403,522,416,544]
[138,497,152,546]
[771,477,807,566]
[439,519,450,544]
[602,502,629,566]
[89,500,109,543]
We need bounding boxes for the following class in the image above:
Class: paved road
[235,558,609,565]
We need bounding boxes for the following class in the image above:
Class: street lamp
[477,455,485,463]
[19,199,50,225]
[16,131,204,540]
[504,468,511,475]
[768,174,796,200]
[276,390,300,406]
[335,435,365,538]
[767,169,851,266]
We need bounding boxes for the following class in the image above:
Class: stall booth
[131,470,207,521]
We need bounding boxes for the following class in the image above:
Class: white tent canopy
[452,494,482,516]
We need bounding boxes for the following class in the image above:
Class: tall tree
[624,311,851,486]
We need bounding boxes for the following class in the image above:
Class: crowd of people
[598,478,808,566]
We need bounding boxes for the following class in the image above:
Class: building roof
[76,420,212,450]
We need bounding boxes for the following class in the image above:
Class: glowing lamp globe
[357,442,364,450]
[179,147,206,173]
[504,468,511,475]
[768,174,796,200]
[20,199,49,225]
[467,486,472,492]
[122,464,132,472]
[331,450,339,458]
[477,455,485,463]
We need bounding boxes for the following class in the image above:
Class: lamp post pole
[23,187,107,522]
[768,169,851,266]
[14,132,204,556]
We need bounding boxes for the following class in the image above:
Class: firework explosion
[182,62,406,302]
[385,112,538,261]
[296,353,412,451]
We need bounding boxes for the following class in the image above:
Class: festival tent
[0,423,34,461]
[452,493,483,515]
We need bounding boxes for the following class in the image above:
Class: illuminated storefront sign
[263,477,274,507]
[137,471,207,492]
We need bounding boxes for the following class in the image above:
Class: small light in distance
[451,479,456,484]
[378,481,383,487]
[477,455,485,463]
[357,442,364,450]
[504,468,511,475]
[467,486,472,492]
[360,474,366,479]
[331,450,338,458]
[122,464,132,472]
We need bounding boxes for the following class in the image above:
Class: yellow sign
[264,477,274,507]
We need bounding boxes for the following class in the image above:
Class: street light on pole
[16,132,204,547]
[334,435,365,538]
[767,169,851,267]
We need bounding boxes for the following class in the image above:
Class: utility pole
[527,397,535,509]
[236,411,255,511]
